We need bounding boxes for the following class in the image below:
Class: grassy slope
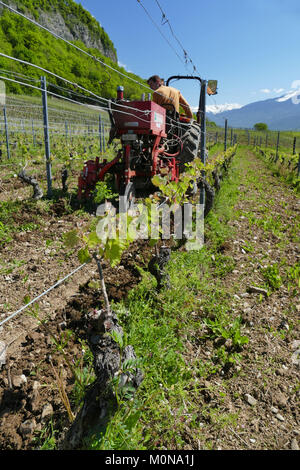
[0,5,146,100]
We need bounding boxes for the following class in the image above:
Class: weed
[212,253,236,277]
[19,222,40,232]
[92,179,117,205]
[33,419,57,450]
[262,264,282,291]
[0,221,12,245]
[70,339,96,409]
[50,360,75,423]
[86,398,146,450]
[241,241,254,253]
[259,216,284,238]
[0,258,25,275]
[2,302,11,311]
[204,314,248,367]
[287,262,300,291]
[22,274,29,284]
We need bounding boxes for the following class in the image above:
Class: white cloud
[117,61,133,73]
[260,87,285,94]
[205,103,243,114]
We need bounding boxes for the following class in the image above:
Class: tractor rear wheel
[179,121,201,170]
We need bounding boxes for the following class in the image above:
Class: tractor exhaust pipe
[117,86,124,100]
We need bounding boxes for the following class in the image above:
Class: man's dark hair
[147,75,162,84]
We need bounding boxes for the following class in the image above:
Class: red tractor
[78,76,217,210]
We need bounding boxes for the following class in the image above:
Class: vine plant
[151,145,237,205]
[63,145,237,309]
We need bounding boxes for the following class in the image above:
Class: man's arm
[179,93,193,119]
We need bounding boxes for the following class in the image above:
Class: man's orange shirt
[153,85,193,119]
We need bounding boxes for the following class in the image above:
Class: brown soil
[0,226,153,449]
[0,172,155,449]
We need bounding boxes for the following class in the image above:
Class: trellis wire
[0,263,87,328]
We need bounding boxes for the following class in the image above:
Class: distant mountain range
[206,91,300,131]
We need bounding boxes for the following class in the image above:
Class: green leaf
[105,237,128,267]
[122,358,141,370]
[63,230,80,248]
[87,231,101,249]
[88,280,101,290]
[109,329,124,348]
[151,175,162,188]
[78,247,91,264]
[124,410,141,431]
[149,238,159,247]
[23,294,31,305]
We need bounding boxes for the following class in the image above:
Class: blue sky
[75,0,300,112]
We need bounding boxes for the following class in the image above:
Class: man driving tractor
[147,75,193,119]
[78,75,218,203]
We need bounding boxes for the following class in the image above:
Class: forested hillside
[0,0,147,101]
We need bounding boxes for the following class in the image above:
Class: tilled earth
[0,150,299,450]
[0,230,153,449]
[0,174,155,449]
[0,244,151,450]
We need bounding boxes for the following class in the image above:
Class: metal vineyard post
[3,105,10,159]
[41,75,52,198]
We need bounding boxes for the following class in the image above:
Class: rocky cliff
[0,0,117,63]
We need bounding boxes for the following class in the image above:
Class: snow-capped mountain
[206,91,300,130]
[206,103,243,114]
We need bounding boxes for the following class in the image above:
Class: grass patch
[0,199,45,245]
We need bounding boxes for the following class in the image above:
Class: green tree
[254,122,268,131]
[207,119,217,128]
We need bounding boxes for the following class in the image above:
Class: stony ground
[177,149,300,450]
[0,147,299,450]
